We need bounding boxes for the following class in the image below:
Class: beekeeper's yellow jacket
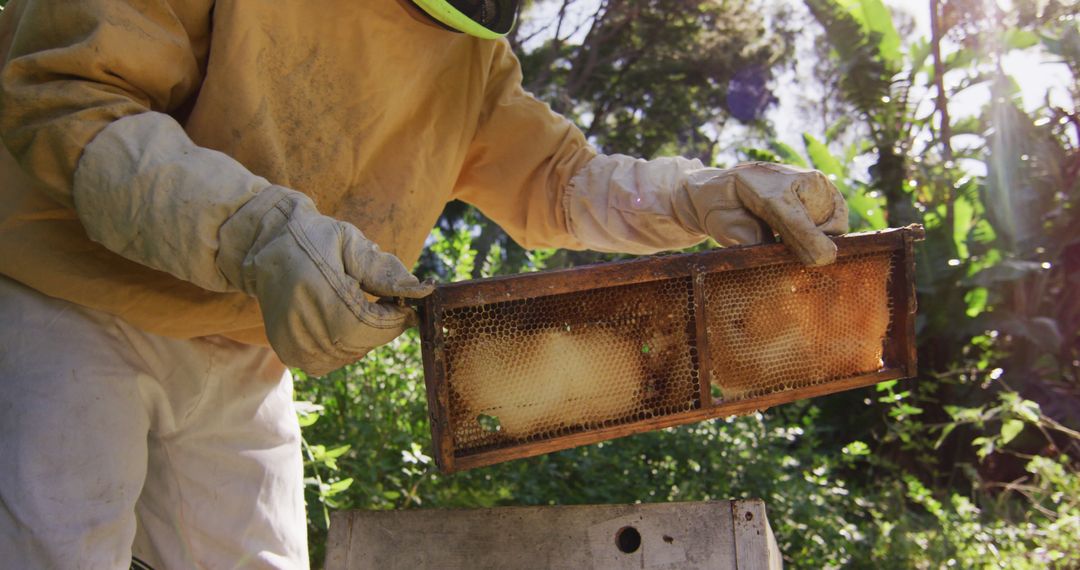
[0,0,594,345]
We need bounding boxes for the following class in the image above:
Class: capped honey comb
[420,226,922,473]
[705,253,893,401]
[444,278,699,448]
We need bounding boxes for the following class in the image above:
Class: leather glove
[564,154,849,265]
[72,112,431,375]
[217,187,434,375]
[674,161,849,265]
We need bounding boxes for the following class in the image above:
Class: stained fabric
[0,0,594,345]
[0,275,308,569]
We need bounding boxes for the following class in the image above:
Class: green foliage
[802,132,889,229]
[837,0,902,65]
[516,0,795,162]
[804,0,919,227]
[297,1,1080,568]
[882,391,1080,568]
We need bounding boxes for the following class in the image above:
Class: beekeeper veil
[410,0,519,39]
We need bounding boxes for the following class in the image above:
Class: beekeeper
[0,0,848,567]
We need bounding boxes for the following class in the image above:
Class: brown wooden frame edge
[418,290,456,472]
[434,225,925,310]
[419,225,926,473]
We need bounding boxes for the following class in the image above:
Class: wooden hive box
[326,500,782,570]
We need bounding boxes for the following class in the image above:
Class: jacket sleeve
[451,39,597,251]
[0,0,212,207]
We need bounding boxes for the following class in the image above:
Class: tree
[515,0,795,160]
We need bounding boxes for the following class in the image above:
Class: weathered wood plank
[325,510,353,570]
[327,501,781,570]
[732,500,783,570]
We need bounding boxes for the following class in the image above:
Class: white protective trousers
[0,276,309,569]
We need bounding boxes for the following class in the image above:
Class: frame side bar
[881,226,922,372]
[691,267,713,409]
[902,231,920,376]
[419,291,456,472]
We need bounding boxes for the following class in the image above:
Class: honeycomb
[703,253,893,401]
[436,249,897,458]
[442,277,701,451]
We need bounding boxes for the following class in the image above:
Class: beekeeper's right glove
[73,112,431,375]
[563,154,849,265]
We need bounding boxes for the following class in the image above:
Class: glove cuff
[676,168,771,247]
[72,111,274,292]
[563,153,709,255]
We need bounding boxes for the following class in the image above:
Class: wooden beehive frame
[418,225,924,473]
